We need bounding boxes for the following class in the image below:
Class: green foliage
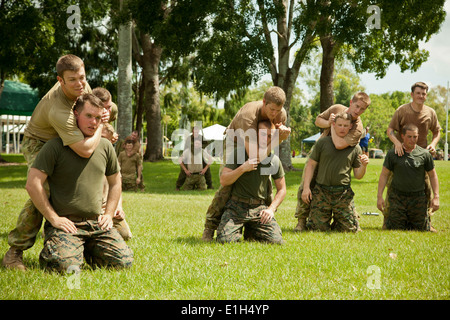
[348,0,446,78]
[0,0,55,85]
[1,0,119,98]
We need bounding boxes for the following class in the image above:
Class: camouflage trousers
[307,184,359,232]
[294,157,318,220]
[183,174,207,190]
[39,220,133,272]
[203,140,273,231]
[8,136,47,250]
[122,176,138,191]
[382,172,433,228]
[216,199,283,244]
[385,190,429,231]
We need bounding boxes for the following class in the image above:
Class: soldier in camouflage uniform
[377,124,439,231]
[302,112,369,232]
[384,82,441,231]
[1,55,111,271]
[216,120,285,244]
[202,87,291,241]
[118,139,143,192]
[294,92,371,232]
[179,139,213,190]
[26,94,133,272]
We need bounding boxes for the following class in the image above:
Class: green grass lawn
[0,157,449,300]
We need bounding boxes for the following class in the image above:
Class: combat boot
[201,228,215,242]
[2,247,27,271]
[294,218,307,232]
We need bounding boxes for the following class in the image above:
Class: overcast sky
[359,0,450,94]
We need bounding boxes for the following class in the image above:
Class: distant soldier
[118,139,143,192]
[176,125,213,190]
[302,112,369,232]
[179,139,213,190]
[378,124,439,231]
[216,120,285,244]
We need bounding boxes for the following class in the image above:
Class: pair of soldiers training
[2,54,133,272]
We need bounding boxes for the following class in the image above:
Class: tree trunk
[319,35,338,113]
[117,0,133,140]
[135,72,145,134]
[140,33,163,162]
[258,0,316,171]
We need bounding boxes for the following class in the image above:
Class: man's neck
[411,101,424,112]
[402,143,416,153]
[60,84,78,102]
[259,101,269,120]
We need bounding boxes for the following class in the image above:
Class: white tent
[202,124,226,141]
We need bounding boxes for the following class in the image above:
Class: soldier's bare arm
[377,166,390,212]
[25,168,77,233]
[301,159,318,204]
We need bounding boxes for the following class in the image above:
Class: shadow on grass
[0,159,306,195]
[141,160,305,195]
[0,165,27,189]
[172,235,213,246]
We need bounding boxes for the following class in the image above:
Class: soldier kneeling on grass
[377,123,440,231]
[179,138,213,191]
[25,94,133,272]
[216,120,285,244]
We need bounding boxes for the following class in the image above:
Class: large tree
[192,0,446,170]
[318,0,446,112]
[123,0,214,161]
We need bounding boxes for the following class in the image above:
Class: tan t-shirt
[227,100,287,134]
[317,104,364,147]
[388,103,441,148]
[118,150,142,180]
[24,82,92,145]
[181,148,213,173]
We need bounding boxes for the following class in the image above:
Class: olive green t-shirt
[32,137,119,218]
[383,145,434,193]
[118,150,142,180]
[310,136,362,186]
[225,147,285,201]
[24,81,92,145]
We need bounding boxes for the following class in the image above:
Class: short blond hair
[264,86,286,106]
[334,111,352,123]
[351,92,371,107]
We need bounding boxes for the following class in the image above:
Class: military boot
[2,247,26,271]
[201,228,215,242]
[294,219,307,232]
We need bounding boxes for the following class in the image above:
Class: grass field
[0,156,449,301]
